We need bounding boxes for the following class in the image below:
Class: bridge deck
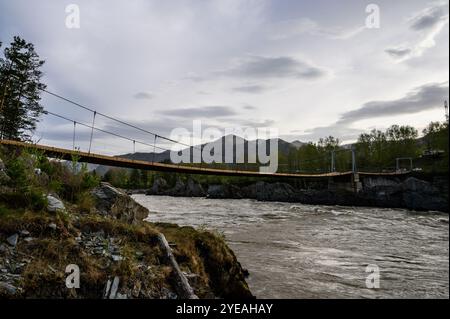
[0,139,409,179]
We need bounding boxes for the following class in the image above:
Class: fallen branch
[156,233,198,299]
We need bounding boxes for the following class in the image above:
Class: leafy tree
[0,36,46,140]
[128,169,141,188]
[423,121,449,151]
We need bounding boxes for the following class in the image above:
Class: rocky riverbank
[0,150,253,299]
[140,175,449,213]
[0,183,253,299]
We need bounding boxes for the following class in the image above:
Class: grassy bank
[0,146,252,299]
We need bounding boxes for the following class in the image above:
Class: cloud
[268,18,365,40]
[243,104,257,110]
[286,124,363,142]
[182,74,205,82]
[160,106,237,118]
[133,92,153,100]
[386,2,449,62]
[409,2,449,30]
[338,82,449,124]
[385,48,412,59]
[297,81,449,142]
[215,55,327,80]
[232,84,268,93]
[236,118,275,127]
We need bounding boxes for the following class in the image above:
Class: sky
[0,0,449,155]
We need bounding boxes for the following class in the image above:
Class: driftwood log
[156,233,199,299]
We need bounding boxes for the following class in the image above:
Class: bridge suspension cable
[41,88,199,151]
[45,110,171,153]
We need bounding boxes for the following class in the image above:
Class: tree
[128,169,141,188]
[0,36,46,140]
[423,121,448,151]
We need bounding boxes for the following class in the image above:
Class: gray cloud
[232,84,268,93]
[296,81,449,142]
[134,92,153,100]
[409,3,449,31]
[182,75,205,82]
[338,82,449,124]
[269,18,365,40]
[236,118,275,127]
[386,2,449,61]
[216,55,327,80]
[284,125,363,143]
[160,106,237,118]
[385,48,412,58]
[243,105,257,110]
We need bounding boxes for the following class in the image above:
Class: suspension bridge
[0,88,411,183]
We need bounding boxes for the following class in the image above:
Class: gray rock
[48,223,57,230]
[402,177,437,193]
[91,182,149,225]
[47,195,65,213]
[0,282,17,296]
[207,184,225,198]
[0,244,8,253]
[186,178,206,197]
[254,182,297,201]
[363,176,401,189]
[20,230,30,236]
[6,234,19,247]
[111,255,123,262]
[108,276,120,299]
[149,177,169,194]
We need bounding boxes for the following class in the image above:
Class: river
[132,195,449,299]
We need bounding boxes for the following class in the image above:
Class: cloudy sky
[0,0,449,154]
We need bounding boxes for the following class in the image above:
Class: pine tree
[0,36,46,140]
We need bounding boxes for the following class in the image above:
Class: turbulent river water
[132,195,449,299]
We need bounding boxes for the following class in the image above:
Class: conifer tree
[0,36,46,140]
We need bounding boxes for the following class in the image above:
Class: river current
[132,195,449,299]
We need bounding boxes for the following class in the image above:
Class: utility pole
[351,145,356,173]
[330,150,336,172]
[445,100,448,123]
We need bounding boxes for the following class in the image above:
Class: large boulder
[185,179,206,197]
[254,182,297,201]
[91,183,149,225]
[166,178,186,196]
[207,184,243,199]
[148,177,169,195]
[401,177,438,193]
[400,177,447,211]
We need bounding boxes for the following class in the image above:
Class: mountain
[291,140,306,149]
[94,135,302,176]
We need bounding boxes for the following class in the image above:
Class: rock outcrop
[360,176,448,212]
[144,175,449,212]
[91,182,149,224]
[148,178,206,197]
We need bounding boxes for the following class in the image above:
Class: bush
[27,188,48,211]
[5,155,29,190]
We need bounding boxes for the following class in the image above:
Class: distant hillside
[94,135,302,176]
